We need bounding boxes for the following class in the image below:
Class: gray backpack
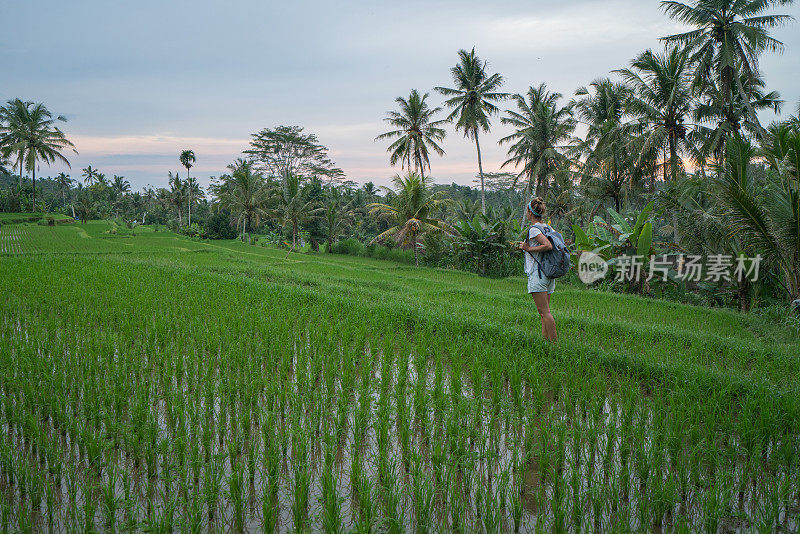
[528,224,571,279]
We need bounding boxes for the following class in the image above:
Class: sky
[2,0,799,191]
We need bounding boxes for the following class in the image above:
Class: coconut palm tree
[369,172,451,266]
[323,187,354,252]
[574,79,640,211]
[436,48,508,214]
[0,99,32,183]
[185,176,203,227]
[455,198,482,222]
[110,175,131,217]
[715,134,799,303]
[693,71,783,163]
[661,0,793,141]
[54,172,73,208]
[500,83,578,200]
[762,119,800,179]
[180,149,196,224]
[376,89,447,178]
[166,172,185,226]
[82,166,100,186]
[0,99,76,210]
[112,175,131,196]
[615,47,698,182]
[270,173,322,251]
[214,160,269,242]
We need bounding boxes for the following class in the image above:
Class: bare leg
[531,292,557,342]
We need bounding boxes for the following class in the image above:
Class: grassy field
[1,220,798,532]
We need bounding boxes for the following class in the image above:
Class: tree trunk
[413,232,418,266]
[669,134,678,182]
[475,132,486,215]
[19,159,25,211]
[187,168,192,226]
[538,165,550,199]
[32,164,36,211]
[242,216,247,242]
[738,277,751,313]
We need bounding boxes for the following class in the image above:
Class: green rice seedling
[291,439,310,532]
[102,466,119,532]
[82,482,99,533]
[411,459,434,534]
[481,482,501,534]
[381,460,402,534]
[203,457,222,525]
[320,466,343,534]
[228,458,246,533]
[354,468,375,534]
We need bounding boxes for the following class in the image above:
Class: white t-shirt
[525,223,548,276]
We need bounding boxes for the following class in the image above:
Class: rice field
[1,221,798,533]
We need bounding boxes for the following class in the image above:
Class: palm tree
[693,71,783,163]
[715,134,799,302]
[167,172,185,226]
[574,79,641,211]
[615,47,698,182]
[369,173,451,266]
[82,166,100,186]
[270,174,322,251]
[179,149,196,224]
[0,99,76,211]
[75,189,94,224]
[762,119,800,179]
[376,90,447,178]
[54,172,73,208]
[185,176,203,226]
[323,187,354,252]
[500,83,578,200]
[436,48,508,214]
[110,175,131,217]
[455,198,482,221]
[215,160,269,242]
[112,175,131,196]
[661,0,793,141]
[0,99,32,183]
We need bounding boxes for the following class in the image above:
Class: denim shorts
[528,272,555,294]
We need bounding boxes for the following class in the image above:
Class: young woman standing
[518,197,557,342]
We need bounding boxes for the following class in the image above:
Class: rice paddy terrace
[0,220,798,533]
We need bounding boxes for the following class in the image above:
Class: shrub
[203,212,238,240]
[331,238,365,256]
[180,223,206,239]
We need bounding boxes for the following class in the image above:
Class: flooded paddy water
[1,325,797,533]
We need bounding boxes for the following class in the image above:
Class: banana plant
[572,201,654,259]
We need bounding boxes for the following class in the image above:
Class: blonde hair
[527,197,546,219]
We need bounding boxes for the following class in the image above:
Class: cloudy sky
[2,0,799,190]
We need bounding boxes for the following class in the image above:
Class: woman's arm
[519,233,553,253]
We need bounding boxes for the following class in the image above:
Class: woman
[518,197,557,342]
